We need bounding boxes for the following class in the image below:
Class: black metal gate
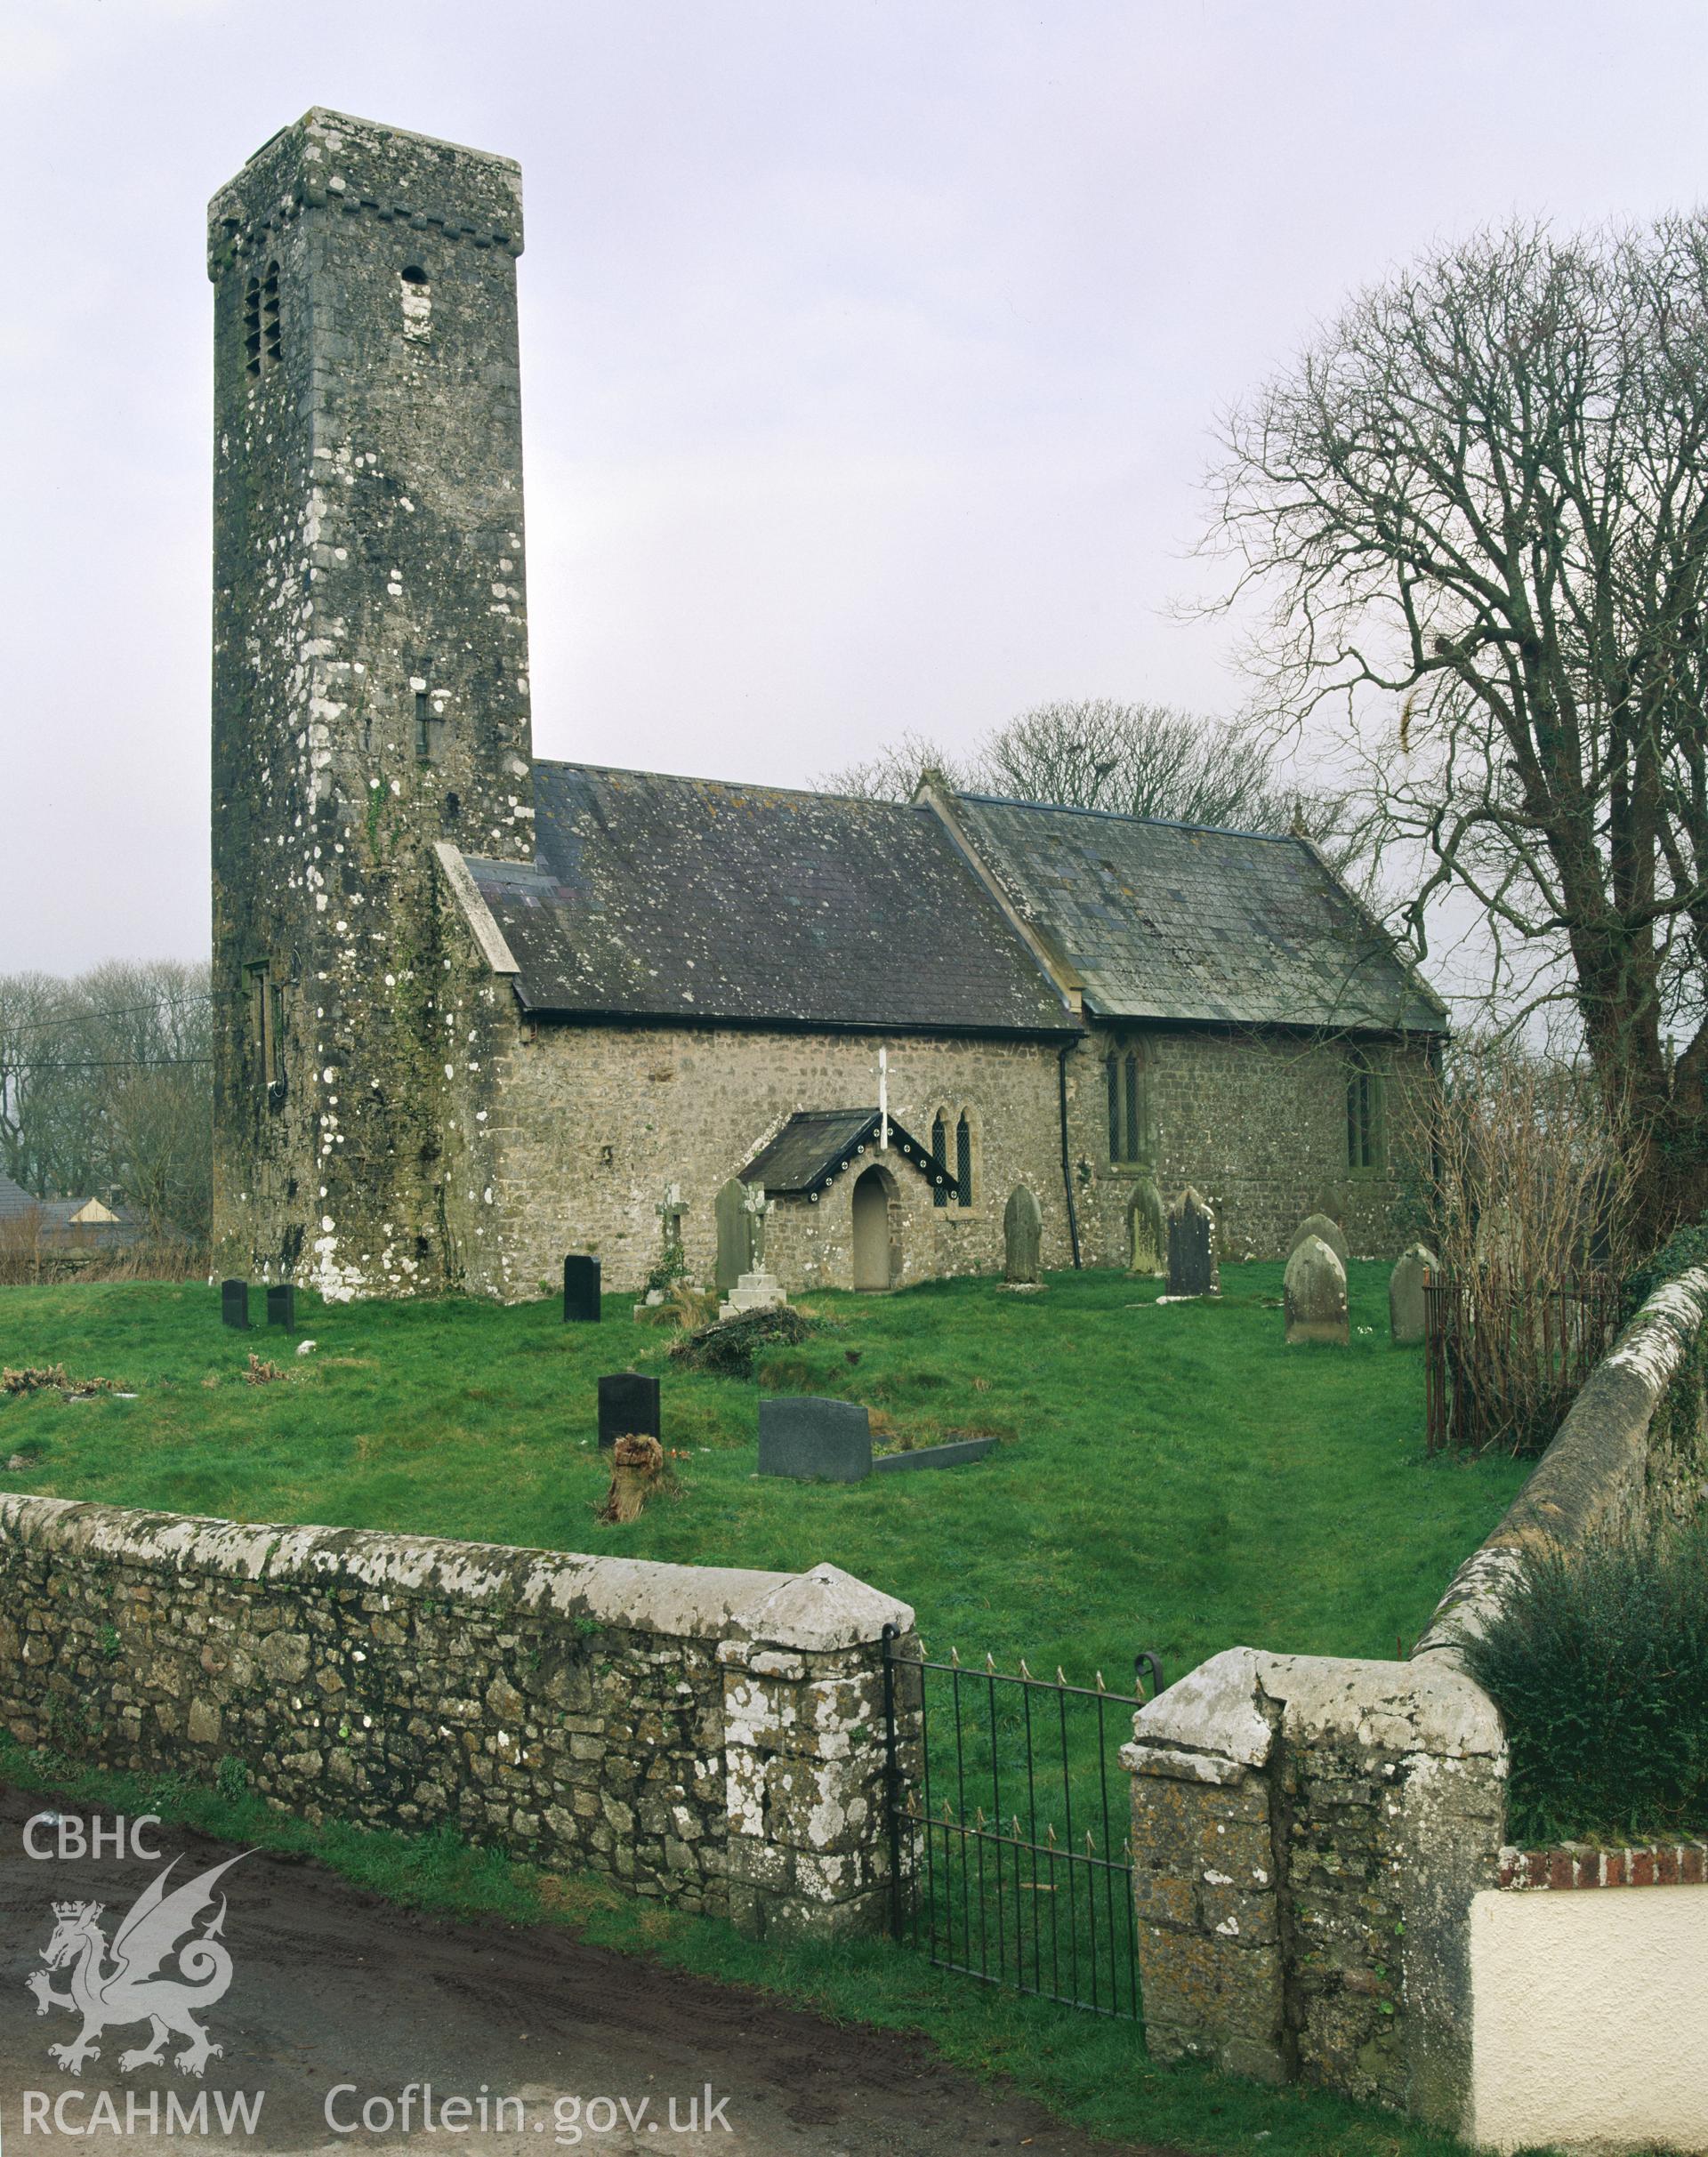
[880,1626,1158,2019]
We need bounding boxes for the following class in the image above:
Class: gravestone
[1474,1200,1519,1269]
[266,1284,295,1330]
[220,1279,249,1330]
[758,1396,873,1482]
[1288,1211,1349,1272]
[1003,1185,1043,1284]
[1389,1243,1438,1345]
[719,1184,786,1319]
[1127,1176,1165,1277]
[598,1371,661,1449]
[714,1177,754,1293]
[563,1254,602,1323]
[1285,1234,1349,1345]
[1166,1187,1218,1298]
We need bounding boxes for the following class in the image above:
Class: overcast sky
[6,0,1708,973]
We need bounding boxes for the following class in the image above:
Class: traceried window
[931,1112,949,1208]
[1107,1046,1147,1164]
[1347,1050,1384,1172]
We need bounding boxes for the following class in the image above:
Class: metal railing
[881,1628,1160,2019]
[1423,1263,1622,1456]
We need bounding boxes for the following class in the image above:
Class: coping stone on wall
[1416,1265,1708,1664]
[0,1496,913,1652]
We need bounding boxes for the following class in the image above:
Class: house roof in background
[945,794,1447,1035]
[462,762,1076,1035]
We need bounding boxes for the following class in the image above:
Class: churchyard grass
[0,1261,1528,1683]
[0,1264,1535,2154]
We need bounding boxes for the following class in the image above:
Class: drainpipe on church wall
[1057,1040,1083,1268]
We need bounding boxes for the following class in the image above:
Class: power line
[6,1055,212,1073]
[0,992,213,1046]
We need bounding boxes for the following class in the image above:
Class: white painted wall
[1470,1885,1708,2153]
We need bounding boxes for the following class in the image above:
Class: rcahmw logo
[20,2088,265,2137]
[26,1850,250,2080]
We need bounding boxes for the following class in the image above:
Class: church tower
[207,111,535,1297]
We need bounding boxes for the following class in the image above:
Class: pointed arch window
[1107,1045,1147,1164]
[931,1112,950,1208]
[1347,1049,1384,1172]
[955,1113,973,1208]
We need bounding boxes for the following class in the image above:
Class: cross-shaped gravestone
[742,1182,771,1272]
[656,1183,687,1252]
[1166,1187,1218,1297]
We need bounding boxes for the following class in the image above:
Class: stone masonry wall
[1066,1025,1435,1273]
[209,111,536,1301]
[1124,1266,1708,2137]
[463,1009,1435,1300]
[0,1496,914,1942]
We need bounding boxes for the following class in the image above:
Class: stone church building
[209,110,1446,1303]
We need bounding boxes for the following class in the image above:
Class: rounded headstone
[1127,1176,1165,1278]
[1287,1211,1349,1273]
[1003,1185,1043,1284]
[1285,1234,1349,1346]
[1389,1243,1438,1345]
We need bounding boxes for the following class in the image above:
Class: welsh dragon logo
[26,1852,248,2079]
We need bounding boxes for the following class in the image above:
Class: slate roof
[740,1110,960,1202]
[0,1172,140,1243]
[463,763,1075,1035]
[946,795,1446,1035]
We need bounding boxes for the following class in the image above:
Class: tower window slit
[262,265,280,364]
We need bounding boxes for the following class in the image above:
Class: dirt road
[0,1789,1177,2155]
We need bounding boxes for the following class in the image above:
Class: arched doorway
[851,1165,894,1290]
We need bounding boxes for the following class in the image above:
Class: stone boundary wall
[1124,1266,1708,2137]
[0,1495,915,1942]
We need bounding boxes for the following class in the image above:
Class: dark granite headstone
[221,1278,249,1330]
[758,1396,873,1482]
[598,1371,661,1448]
[1166,1187,1218,1298]
[563,1254,602,1324]
[266,1284,296,1330]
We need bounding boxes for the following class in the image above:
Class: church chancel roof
[943,794,1447,1036]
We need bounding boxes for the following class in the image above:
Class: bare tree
[826,699,1362,869]
[0,961,211,1240]
[1210,215,1708,1240]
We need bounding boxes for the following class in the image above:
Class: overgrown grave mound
[670,1303,817,1380]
